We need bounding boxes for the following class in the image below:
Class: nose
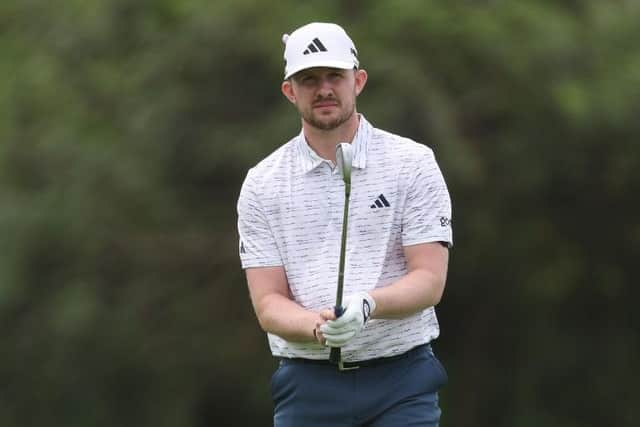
[317,77,334,96]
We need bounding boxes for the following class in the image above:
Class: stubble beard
[301,101,356,131]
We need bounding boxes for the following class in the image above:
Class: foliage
[1,1,639,426]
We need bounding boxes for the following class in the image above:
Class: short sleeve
[401,148,453,248]
[237,169,284,268]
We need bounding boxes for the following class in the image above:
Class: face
[282,67,367,131]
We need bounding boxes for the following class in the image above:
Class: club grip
[329,306,344,364]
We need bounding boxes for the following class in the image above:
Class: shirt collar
[296,114,371,174]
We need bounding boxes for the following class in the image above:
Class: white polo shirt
[237,115,453,362]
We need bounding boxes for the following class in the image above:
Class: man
[237,22,453,427]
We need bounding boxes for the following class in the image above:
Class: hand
[319,292,376,348]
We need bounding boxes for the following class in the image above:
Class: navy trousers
[271,344,448,426]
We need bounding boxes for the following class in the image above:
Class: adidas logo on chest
[370,194,391,209]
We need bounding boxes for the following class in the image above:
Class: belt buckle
[338,360,360,371]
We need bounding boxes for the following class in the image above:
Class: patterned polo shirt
[237,115,453,362]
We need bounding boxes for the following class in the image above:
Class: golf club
[330,142,353,368]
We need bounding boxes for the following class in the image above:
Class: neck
[302,113,360,163]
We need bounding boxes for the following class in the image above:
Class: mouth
[313,100,339,109]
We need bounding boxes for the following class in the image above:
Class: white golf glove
[320,292,376,348]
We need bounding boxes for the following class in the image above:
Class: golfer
[237,22,453,427]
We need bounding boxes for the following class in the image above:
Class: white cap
[282,22,359,80]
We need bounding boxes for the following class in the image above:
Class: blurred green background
[1,0,639,426]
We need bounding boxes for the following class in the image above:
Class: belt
[280,343,429,371]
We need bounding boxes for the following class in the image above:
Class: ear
[354,69,368,96]
[281,80,296,104]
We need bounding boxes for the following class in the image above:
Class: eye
[298,75,317,85]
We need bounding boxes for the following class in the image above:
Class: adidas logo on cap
[282,22,359,79]
[303,38,328,55]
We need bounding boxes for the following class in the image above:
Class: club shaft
[330,182,350,364]
[334,183,350,306]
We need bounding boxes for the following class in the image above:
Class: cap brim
[284,59,356,80]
